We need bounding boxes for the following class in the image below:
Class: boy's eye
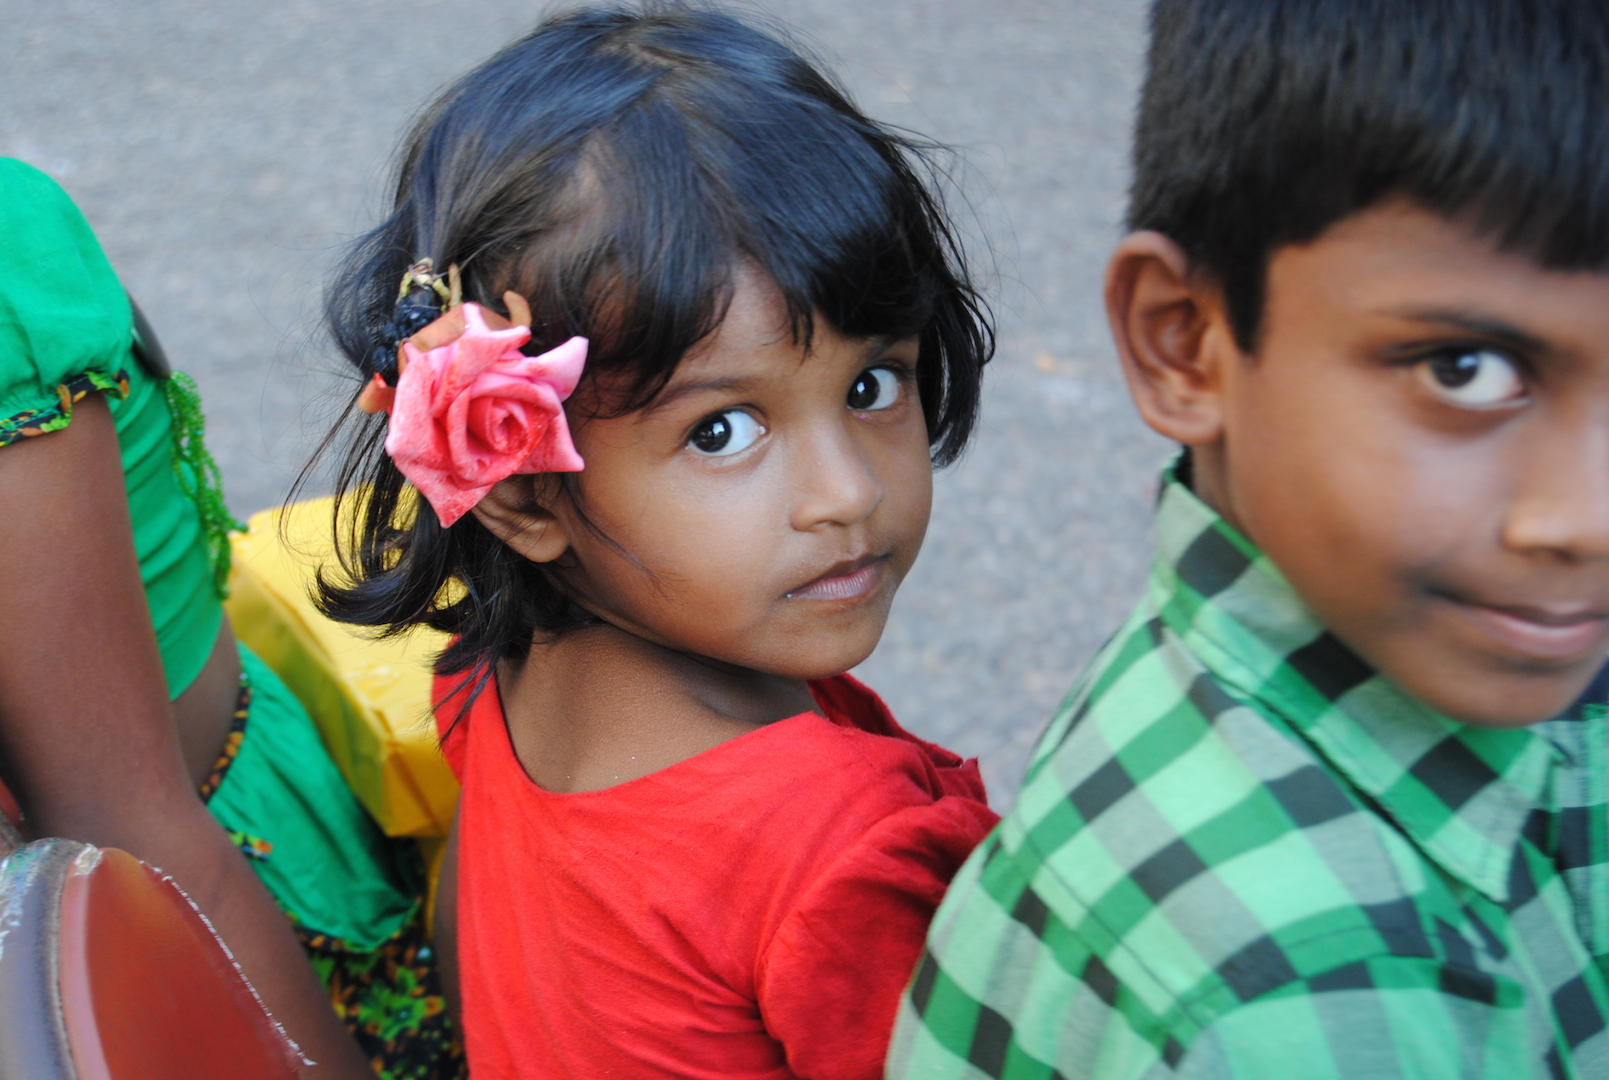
[1415,349,1526,409]
[847,367,901,412]
[687,410,764,456]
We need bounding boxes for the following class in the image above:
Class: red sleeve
[755,793,998,1079]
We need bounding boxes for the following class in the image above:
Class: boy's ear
[469,475,571,564]
[1104,231,1236,446]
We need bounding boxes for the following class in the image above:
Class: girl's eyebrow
[645,336,910,415]
[644,376,759,415]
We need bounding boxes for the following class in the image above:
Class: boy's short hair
[1132,0,1609,351]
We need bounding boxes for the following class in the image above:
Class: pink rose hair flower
[380,302,587,526]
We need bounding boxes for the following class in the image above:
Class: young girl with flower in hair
[320,6,998,1076]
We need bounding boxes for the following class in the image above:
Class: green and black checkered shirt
[889,472,1609,1078]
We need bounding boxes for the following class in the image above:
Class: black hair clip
[370,259,459,384]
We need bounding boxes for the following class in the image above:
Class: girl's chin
[737,633,884,684]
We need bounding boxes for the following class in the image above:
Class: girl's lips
[788,556,887,602]
[1453,599,1609,664]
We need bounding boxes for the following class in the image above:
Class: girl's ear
[469,475,571,563]
[1104,231,1237,447]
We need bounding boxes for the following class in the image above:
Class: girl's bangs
[518,78,948,414]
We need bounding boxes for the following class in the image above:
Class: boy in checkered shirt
[889,0,1609,1076]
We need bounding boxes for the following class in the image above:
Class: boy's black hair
[316,3,992,678]
[1133,0,1609,351]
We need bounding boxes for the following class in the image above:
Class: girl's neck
[495,622,822,794]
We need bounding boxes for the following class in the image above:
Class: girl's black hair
[316,3,993,678]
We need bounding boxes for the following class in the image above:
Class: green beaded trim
[0,369,130,448]
[162,371,245,600]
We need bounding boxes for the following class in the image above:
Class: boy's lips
[787,554,888,602]
[1445,595,1609,664]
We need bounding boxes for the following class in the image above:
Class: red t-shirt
[435,671,998,1079]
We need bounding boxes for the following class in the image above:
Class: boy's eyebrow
[1381,306,1547,353]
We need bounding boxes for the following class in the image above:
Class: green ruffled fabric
[162,371,244,599]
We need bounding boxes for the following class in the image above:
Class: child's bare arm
[434,813,462,1026]
[0,395,371,1079]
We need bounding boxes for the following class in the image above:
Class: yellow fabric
[225,498,459,840]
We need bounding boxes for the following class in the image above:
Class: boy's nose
[1501,411,1609,563]
[789,424,884,532]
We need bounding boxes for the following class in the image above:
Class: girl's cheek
[892,414,936,486]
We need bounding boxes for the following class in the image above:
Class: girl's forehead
[703,265,796,355]
[648,314,821,413]
[663,270,813,379]
[576,261,918,421]
[682,276,909,381]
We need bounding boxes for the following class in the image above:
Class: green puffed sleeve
[0,158,132,447]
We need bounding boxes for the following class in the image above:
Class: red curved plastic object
[0,774,21,832]
[55,847,303,1080]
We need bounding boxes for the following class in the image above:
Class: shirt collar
[1150,463,1563,903]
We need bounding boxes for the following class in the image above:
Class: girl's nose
[789,423,885,532]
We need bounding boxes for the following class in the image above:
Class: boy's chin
[1385,657,1606,729]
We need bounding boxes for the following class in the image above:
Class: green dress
[0,159,460,1080]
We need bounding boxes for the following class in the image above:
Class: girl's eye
[687,410,764,456]
[1415,349,1526,408]
[847,367,901,412]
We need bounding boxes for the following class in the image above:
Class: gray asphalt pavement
[2,0,1167,808]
